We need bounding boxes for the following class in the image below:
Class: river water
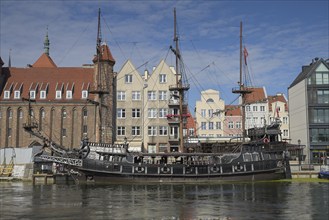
[0,181,328,220]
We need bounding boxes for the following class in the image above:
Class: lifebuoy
[210,166,219,173]
[234,164,243,172]
[161,166,171,173]
[263,138,270,143]
[135,166,145,173]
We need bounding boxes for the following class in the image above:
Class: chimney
[144,69,149,80]
[0,57,4,75]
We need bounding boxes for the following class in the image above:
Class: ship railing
[38,155,82,167]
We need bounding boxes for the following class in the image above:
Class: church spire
[44,26,50,55]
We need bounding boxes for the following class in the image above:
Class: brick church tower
[91,8,116,144]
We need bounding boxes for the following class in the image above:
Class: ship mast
[232,21,251,142]
[171,8,190,153]
[174,9,184,152]
[89,8,110,143]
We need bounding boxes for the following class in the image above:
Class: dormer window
[14,91,20,99]
[29,90,36,99]
[40,90,46,99]
[82,90,88,99]
[4,91,10,99]
[66,90,72,99]
[56,90,62,99]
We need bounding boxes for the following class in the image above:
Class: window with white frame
[14,91,20,99]
[55,90,61,99]
[132,108,140,118]
[40,90,46,99]
[82,90,88,99]
[117,91,126,101]
[209,122,214,130]
[159,91,167,100]
[117,108,126,118]
[66,90,73,99]
[228,121,234,129]
[159,144,167,153]
[283,117,288,124]
[148,126,157,136]
[216,122,221,130]
[189,128,194,136]
[148,91,156,100]
[117,126,126,136]
[208,109,213,118]
[132,126,140,136]
[132,91,141,100]
[159,74,167,83]
[235,122,241,129]
[253,106,258,111]
[159,126,168,136]
[125,74,133,83]
[148,108,157,118]
[30,90,36,99]
[201,122,206,130]
[246,106,250,111]
[260,106,265,111]
[201,109,206,117]
[283,129,289,137]
[4,91,10,99]
[253,117,258,124]
[159,108,168,118]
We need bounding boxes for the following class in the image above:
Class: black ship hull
[73,156,288,183]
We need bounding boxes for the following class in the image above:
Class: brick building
[0,33,116,150]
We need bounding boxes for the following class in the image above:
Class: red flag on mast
[243,46,248,65]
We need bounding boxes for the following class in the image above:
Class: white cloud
[1,0,328,107]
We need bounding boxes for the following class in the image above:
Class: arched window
[62,109,67,118]
[206,98,214,103]
[39,108,45,131]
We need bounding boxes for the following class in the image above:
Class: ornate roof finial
[44,26,50,55]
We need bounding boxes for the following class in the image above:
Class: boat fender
[263,138,270,143]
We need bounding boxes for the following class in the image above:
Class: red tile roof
[1,66,94,102]
[225,105,241,116]
[33,53,57,68]
[93,44,115,63]
[245,87,267,104]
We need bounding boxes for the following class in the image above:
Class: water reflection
[0,182,328,219]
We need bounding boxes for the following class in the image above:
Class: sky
[1,0,328,111]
